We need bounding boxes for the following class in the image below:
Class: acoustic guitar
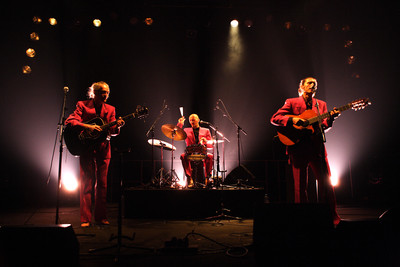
[64,105,148,156]
[276,98,370,146]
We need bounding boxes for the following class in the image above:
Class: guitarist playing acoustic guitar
[65,81,125,228]
[271,77,341,226]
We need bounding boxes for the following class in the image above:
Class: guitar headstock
[351,98,371,111]
[135,105,149,119]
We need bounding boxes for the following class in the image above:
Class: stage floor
[1,201,398,266]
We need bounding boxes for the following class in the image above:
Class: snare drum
[185,144,207,161]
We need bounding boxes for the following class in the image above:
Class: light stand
[55,87,69,224]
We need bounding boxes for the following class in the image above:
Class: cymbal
[147,139,176,151]
[161,124,187,141]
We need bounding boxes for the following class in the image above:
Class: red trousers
[181,153,213,178]
[289,152,339,221]
[79,154,110,223]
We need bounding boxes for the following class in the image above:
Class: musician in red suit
[177,114,213,187]
[270,77,341,226]
[65,81,124,228]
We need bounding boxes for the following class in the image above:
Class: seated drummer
[177,114,213,187]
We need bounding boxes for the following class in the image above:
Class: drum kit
[147,123,225,188]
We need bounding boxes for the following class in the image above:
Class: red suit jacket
[177,122,212,148]
[271,96,333,156]
[65,100,119,158]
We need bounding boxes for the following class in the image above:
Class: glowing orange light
[323,24,331,31]
[26,48,36,58]
[49,18,57,26]
[62,172,79,192]
[144,17,153,26]
[22,65,32,74]
[93,19,102,27]
[33,16,42,24]
[30,32,39,41]
[284,21,292,30]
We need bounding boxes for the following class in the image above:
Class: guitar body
[64,117,108,156]
[275,98,371,146]
[277,110,317,146]
[64,105,149,156]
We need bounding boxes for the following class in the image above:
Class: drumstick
[179,107,184,117]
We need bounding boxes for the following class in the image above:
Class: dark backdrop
[1,1,398,208]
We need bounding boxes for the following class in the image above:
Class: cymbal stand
[88,149,152,262]
[155,145,166,187]
[205,123,240,223]
[166,133,180,188]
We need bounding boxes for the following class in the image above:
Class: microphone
[63,86,69,94]
[199,120,211,125]
[214,99,221,110]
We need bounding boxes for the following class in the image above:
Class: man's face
[301,78,317,95]
[189,114,200,128]
[94,85,110,103]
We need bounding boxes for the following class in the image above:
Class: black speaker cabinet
[0,224,79,266]
[224,164,255,185]
[253,203,333,266]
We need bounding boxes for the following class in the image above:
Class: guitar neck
[307,103,352,124]
[100,113,136,130]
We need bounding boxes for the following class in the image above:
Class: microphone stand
[55,88,68,224]
[314,99,325,203]
[215,100,248,186]
[206,123,230,186]
[204,122,240,223]
[146,100,168,186]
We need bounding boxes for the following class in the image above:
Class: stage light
[323,24,331,31]
[344,40,353,48]
[22,65,32,74]
[230,19,239,27]
[93,19,102,27]
[144,17,154,26]
[62,172,79,192]
[347,55,356,64]
[30,32,39,41]
[33,16,42,24]
[244,19,253,28]
[48,18,57,26]
[330,169,340,187]
[342,25,351,32]
[129,17,139,25]
[284,21,292,30]
[26,48,36,58]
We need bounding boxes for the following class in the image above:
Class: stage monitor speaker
[0,224,79,266]
[253,203,333,266]
[224,164,255,185]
